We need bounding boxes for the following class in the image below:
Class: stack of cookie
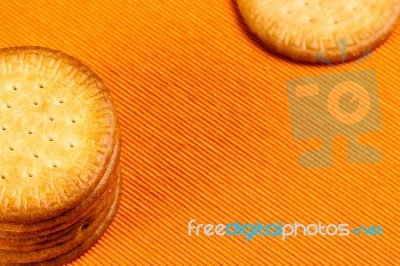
[0,47,121,265]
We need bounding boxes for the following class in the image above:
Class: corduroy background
[0,1,399,265]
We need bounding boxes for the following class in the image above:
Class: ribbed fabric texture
[0,1,399,265]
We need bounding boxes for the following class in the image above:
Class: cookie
[0,136,120,234]
[237,0,400,63]
[0,47,121,265]
[0,46,119,223]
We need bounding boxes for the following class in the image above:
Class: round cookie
[237,0,400,63]
[0,46,121,265]
[0,47,119,223]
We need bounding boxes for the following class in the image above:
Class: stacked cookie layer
[0,47,121,265]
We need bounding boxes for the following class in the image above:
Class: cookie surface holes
[9,147,13,151]
[49,137,54,141]
[13,86,18,91]
[34,154,39,158]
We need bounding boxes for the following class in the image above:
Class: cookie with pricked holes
[237,0,400,63]
[0,47,121,265]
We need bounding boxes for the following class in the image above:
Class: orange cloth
[0,1,399,265]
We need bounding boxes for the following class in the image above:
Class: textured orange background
[1,1,400,265]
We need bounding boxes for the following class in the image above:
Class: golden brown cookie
[237,0,400,63]
[0,46,121,265]
[0,46,119,223]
